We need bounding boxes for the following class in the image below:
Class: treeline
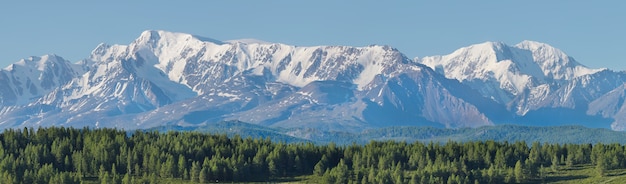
[0,127,625,183]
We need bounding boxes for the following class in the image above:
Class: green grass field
[79,165,626,184]
[277,166,626,184]
[538,165,626,184]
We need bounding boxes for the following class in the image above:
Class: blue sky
[1,1,624,70]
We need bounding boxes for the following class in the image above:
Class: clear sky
[1,1,624,70]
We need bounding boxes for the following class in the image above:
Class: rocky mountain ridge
[0,30,623,131]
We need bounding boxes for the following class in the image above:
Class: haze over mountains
[1,30,624,132]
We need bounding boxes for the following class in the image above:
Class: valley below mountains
[1,30,625,132]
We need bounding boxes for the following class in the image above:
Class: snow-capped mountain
[230,66,503,131]
[515,41,601,80]
[418,40,624,129]
[0,30,500,131]
[0,30,623,131]
[418,41,602,104]
[0,55,84,106]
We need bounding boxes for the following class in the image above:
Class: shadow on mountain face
[361,99,445,128]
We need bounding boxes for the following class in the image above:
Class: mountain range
[1,30,624,132]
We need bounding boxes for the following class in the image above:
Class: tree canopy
[0,127,623,183]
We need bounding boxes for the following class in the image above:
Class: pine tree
[323,169,336,183]
[199,166,209,183]
[525,158,538,179]
[268,159,278,178]
[98,165,108,184]
[314,155,328,176]
[551,155,559,172]
[178,155,186,179]
[122,173,131,184]
[596,156,607,177]
[393,165,404,184]
[566,154,574,168]
[100,172,109,184]
[504,168,513,183]
[487,164,497,183]
[190,161,200,182]
[410,173,419,184]
[333,159,349,184]
[514,160,524,183]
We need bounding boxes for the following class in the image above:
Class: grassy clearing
[539,164,626,184]
[81,167,626,184]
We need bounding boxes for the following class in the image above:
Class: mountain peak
[4,30,623,131]
[419,41,544,103]
[477,41,508,49]
[515,40,563,53]
[7,54,65,71]
[136,30,223,45]
[91,43,111,56]
[475,41,510,48]
[137,30,161,42]
[225,38,272,45]
[514,40,602,80]
[445,41,517,63]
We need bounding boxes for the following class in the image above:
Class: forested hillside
[0,127,625,183]
[157,121,626,145]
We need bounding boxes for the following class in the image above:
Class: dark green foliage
[0,126,625,183]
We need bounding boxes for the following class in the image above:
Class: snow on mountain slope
[229,63,500,131]
[419,42,544,103]
[418,41,602,104]
[0,30,623,131]
[127,30,405,93]
[506,69,626,116]
[228,80,369,131]
[121,30,495,130]
[0,55,84,106]
[515,40,603,80]
[541,70,625,108]
[358,66,499,128]
[0,30,443,130]
[2,54,199,128]
[225,38,272,45]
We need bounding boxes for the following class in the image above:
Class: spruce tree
[514,160,524,183]
[199,166,209,183]
[596,156,607,177]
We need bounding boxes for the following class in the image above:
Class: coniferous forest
[1,127,626,183]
